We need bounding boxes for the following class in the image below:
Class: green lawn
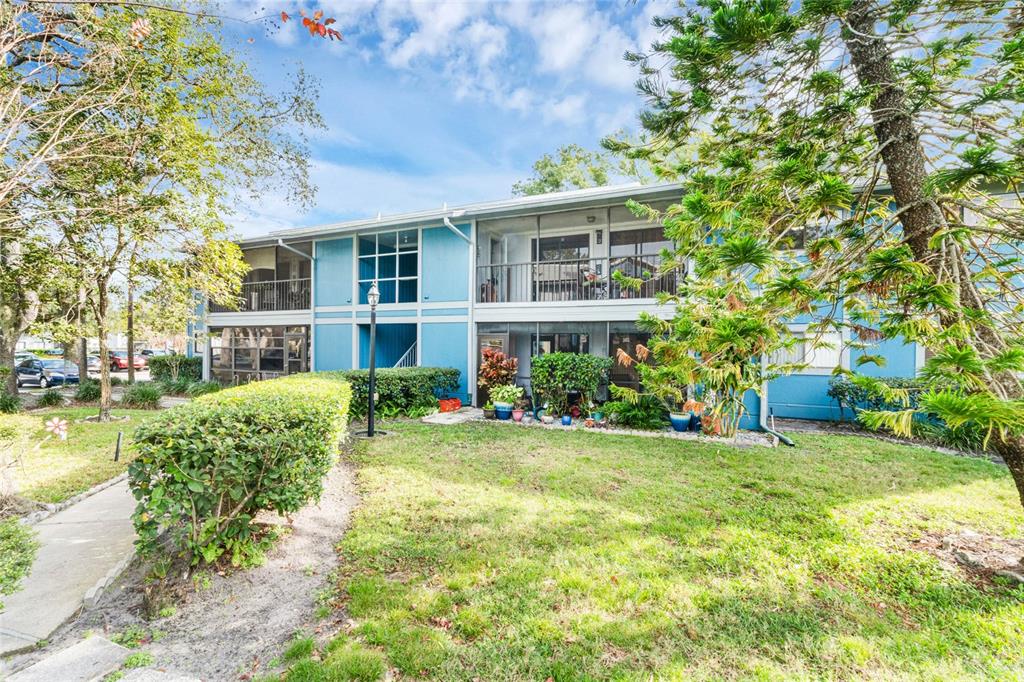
[293,422,1024,681]
[2,407,160,503]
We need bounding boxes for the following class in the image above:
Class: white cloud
[544,94,587,124]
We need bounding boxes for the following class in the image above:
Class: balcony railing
[209,278,311,313]
[476,255,680,304]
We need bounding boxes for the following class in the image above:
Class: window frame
[770,330,845,375]
[357,228,419,305]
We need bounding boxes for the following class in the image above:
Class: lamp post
[366,279,380,437]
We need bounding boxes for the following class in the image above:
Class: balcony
[209,278,311,313]
[476,255,680,304]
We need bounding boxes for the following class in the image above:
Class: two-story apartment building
[190,182,926,426]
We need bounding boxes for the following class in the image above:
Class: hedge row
[826,376,929,417]
[147,355,202,382]
[129,374,352,566]
[322,367,460,420]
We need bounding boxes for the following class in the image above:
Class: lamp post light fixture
[366,279,380,437]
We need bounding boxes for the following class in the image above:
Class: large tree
[18,3,319,418]
[615,0,1024,501]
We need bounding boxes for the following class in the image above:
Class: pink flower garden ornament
[45,417,69,441]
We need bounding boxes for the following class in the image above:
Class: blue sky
[222,1,668,237]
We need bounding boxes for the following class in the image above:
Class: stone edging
[20,473,129,526]
[84,550,136,609]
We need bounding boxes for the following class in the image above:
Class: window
[532,333,589,355]
[771,332,842,370]
[358,229,418,304]
[209,326,309,385]
[531,233,589,262]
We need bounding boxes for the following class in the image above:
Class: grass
[1,407,160,503]
[0,518,37,609]
[319,422,1024,680]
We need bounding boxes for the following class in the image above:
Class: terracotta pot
[512,409,525,422]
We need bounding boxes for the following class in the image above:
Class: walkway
[0,480,136,656]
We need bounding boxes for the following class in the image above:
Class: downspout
[277,239,313,261]
[443,215,472,243]
[759,356,795,446]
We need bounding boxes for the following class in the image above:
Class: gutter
[443,214,472,243]
[277,239,312,260]
[760,356,795,446]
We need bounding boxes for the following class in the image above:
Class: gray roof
[239,181,686,246]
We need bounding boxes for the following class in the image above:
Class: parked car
[15,358,80,388]
[87,355,102,371]
[14,351,38,364]
[108,351,147,371]
[140,349,174,357]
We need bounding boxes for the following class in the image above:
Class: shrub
[0,519,38,610]
[159,377,193,396]
[324,367,459,421]
[148,355,202,383]
[477,347,517,391]
[186,381,221,398]
[827,376,929,417]
[0,393,20,414]
[129,374,351,566]
[604,394,668,430]
[121,382,163,409]
[109,376,124,387]
[75,379,101,402]
[530,353,612,415]
[37,388,65,407]
[488,384,523,406]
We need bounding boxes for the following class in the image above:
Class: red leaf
[324,18,336,25]
[280,11,289,22]
[313,9,323,20]
[317,23,327,36]
[308,23,317,36]
[301,17,311,27]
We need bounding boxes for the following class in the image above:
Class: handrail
[394,342,417,368]
[209,277,311,313]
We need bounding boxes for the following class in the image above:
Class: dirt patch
[11,457,358,680]
[911,529,1024,587]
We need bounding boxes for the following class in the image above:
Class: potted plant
[490,384,523,420]
[512,398,526,422]
[482,401,495,419]
[561,414,572,426]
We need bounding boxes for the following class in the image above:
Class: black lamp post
[366,279,380,437]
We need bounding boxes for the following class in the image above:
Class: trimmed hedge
[147,355,202,383]
[129,374,352,566]
[323,367,460,420]
[530,352,612,415]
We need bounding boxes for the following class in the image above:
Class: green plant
[0,519,38,610]
[122,652,155,669]
[111,625,150,648]
[186,380,221,398]
[109,376,124,387]
[283,634,316,662]
[604,394,668,430]
[483,401,494,411]
[477,347,518,391]
[75,379,101,402]
[0,393,20,414]
[121,382,162,409]
[36,388,65,407]
[324,367,459,421]
[129,374,351,566]
[147,355,202,383]
[324,638,387,681]
[529,353,612,416]
[488,384,523,406]
[827,376,930,418]
[159,377,193,396]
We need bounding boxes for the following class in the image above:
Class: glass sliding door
[208,325,310,386]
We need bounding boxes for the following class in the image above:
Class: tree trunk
[126,283,135,384]
[0,238,41,398]
[77,286,89,380]
[0,340,17,397]
[843,0,1024,505]
[96,290,112,422]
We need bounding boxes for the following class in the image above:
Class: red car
[108,351,147,371]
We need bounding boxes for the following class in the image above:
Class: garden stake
[114,431,122,461]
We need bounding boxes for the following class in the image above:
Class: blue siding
[356,309,417,318]
[315,323,353,371]
[767,374,839,421]
[359,323,416,368]
[423,307,469,316]
[420,321,469,401]
[851,339,918,378]
[315,238,354,306]
[421,223,470,303]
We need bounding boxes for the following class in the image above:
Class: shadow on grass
[332,422,1024,680]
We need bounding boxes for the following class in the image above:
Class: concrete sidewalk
[0,480,137,656]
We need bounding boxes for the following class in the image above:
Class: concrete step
[7,637,128,682]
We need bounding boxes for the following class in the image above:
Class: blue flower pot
[669,412,690,432]
[495,405,513,420]
[561,415,572,426]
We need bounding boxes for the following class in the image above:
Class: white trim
[310,240,317,372]
[314,306,354,314]
[315,318,355,326]
[468,218,477,405]
[915,342,926,373]
[474,301,670,323]
[207,311,311,326]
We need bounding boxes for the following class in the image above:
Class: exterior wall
[315,237,354,306]
[313,322,353,371]
[420,321,470,401]
[421,223,471,303]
